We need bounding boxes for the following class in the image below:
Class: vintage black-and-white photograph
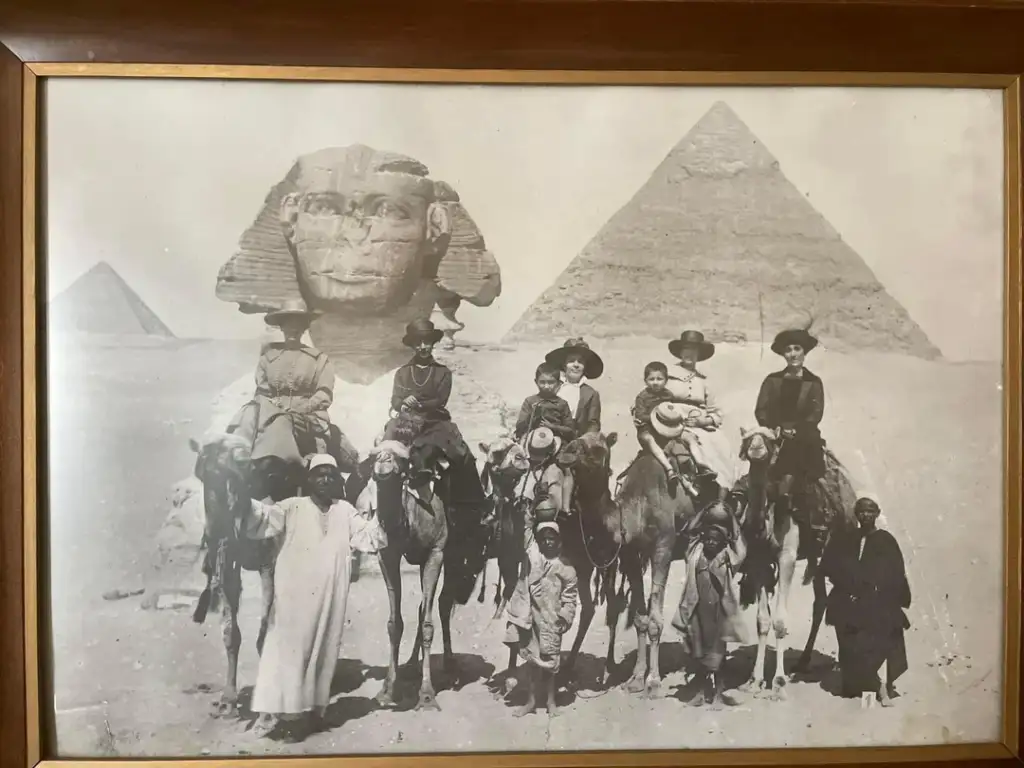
[43,79,1006,757]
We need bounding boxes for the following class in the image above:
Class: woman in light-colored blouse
[665,330,736,498]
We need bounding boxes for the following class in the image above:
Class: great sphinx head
[216,145,501,381]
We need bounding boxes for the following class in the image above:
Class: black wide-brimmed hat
[264,298,319,328]
[668,330,715,362]
[402,318,444,347]
[544,337,604,379]
[770,328,819,356]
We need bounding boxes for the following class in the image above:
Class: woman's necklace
[410,362,432,388]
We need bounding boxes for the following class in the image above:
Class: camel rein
[576,463,622,572]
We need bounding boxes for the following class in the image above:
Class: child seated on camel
[631,362,703,496]
[515,363,577,444]
[503,521,578,718]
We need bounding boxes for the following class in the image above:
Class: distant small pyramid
[504,101,941,359]
[49,261,175,337]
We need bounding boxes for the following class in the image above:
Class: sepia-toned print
[43,80,1006,757]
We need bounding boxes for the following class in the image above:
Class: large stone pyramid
[49,261,175,337]
[504,101,941,359]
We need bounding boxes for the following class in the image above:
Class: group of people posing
[217,298,913,737]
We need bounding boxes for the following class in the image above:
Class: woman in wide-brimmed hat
[226,298,358,475]
[754,326,827,512]
[663,330,736,497]
[379,318,488,511]
[544,337,605,513]
[544,338,604,435]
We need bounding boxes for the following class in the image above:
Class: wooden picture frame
[1,2,1022,767]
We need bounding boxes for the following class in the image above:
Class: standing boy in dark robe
[821,497,911,707]
[672,503,749,708]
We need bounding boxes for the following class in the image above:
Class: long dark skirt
[774,432,826,481]
[379,416,488,512]
[835,622,909,696]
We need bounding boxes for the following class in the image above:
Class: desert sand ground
[47,335,1004,757]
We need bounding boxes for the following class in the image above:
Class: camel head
[739,426,776,464]
[478,435,530,496]
[370,440,411,481]
[189,432,252,488]
[560,431,619,475]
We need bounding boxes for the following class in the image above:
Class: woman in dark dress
[383,318,487,513]
[821,497,911,706]
[754,328,826,516]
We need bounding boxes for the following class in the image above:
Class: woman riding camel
[754,327,826,518]
[383,318,488,512]
[664,330,736,499]
[544,338,604,514]
[227,299,357,473]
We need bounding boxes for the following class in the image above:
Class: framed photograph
[1,3,1021,768]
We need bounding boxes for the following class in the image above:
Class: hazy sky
[44,80,1005,360]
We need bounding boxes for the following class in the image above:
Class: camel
[480,430,715,696]
[732,426,858,699]
[477,436,532,620]
[188,433,300,717]
[366,439,490,710]
[567,431,705,698]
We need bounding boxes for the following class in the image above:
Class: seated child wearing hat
[503,520,579,718]
[631,362,700,497]
[514,427,567,552]
[515,363,578,444]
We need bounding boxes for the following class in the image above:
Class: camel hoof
[792,655,812,675]
[738,678,759,693]
[644,678,664,699]
[770,677,788,701]
[375,687,398,708]
[625,674,647,695]
[416,692,441,712]
[210,696,238,718]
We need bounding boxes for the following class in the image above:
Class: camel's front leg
[416,547,445,711]
[644,540,673,699]
[213,573,242,718]
[621,553,649,694]
[742,586,772,693]
[376,548,404,707]
[771,522,800,700]
[563,563,594,680]
[439,586,457,677]
[794,570,828,675]
[404,604,425,671]
[603,568,626,686]
[256,563,274,657]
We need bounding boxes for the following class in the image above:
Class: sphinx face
[283,170,440,314]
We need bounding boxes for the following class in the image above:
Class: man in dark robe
[821,497,911,706]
